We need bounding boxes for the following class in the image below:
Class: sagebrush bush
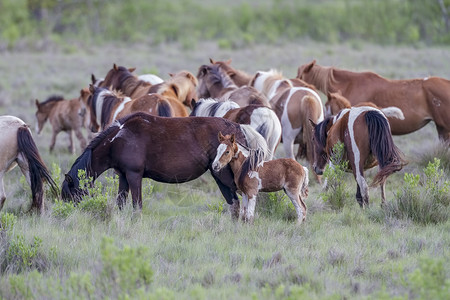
[257,192,297,221]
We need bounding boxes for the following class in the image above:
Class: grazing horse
[149,70,198,110]
[209,58,253,87]
[0,116,58,213]
[35,88,90,153]
[310,106,407,207]
[99,64,153,99]
[61,112,270,217]
[249,69,324,180]
[190,98,282,159]
[85,85,174,132]
[197,64,271,107]
[325,91,405,120]
[297,60,450,142]
[212,133,308,224]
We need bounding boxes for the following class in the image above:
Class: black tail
[365,111,407,186]
[157,99,173,117]
[17,126,58,212]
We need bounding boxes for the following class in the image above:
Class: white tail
[380,106,405,120]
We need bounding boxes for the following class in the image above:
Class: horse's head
[325,91,350,117]
[86,84,110,132]
[309,118,332,175]
[168,70,198,108]
[212,132,238,172]
[101,63,136,90]
[61,173,85,203]
[34,99,47,134]
[196,65,213,99]
[297,60,317,81]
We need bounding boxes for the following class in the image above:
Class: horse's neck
[228,150,247,180]
[311,66,334,93]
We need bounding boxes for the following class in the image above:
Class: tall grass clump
[383,158,449,224]
[320,142,351,209]
[257,192,297,221]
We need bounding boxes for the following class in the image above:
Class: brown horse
[61,113,270,219]
[212,133,308,224]
[190,98,282,159]
[85,85,174,132]
[99,64,153,99]
[197,64,271,107]
[310,106,407,207]
[325,91,405,120]
[249,69,324,181]
[297,60,450,142]
[149,70,198,109]
[209,58,253,87]
[0,116,58,213]
[35,88,90,153]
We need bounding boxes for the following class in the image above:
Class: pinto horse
[190,98,282,159]
[197,64,271,107]
[99,64,153,99]
[0,116,58,213]
[85,85,175,132]
[212,132,308,224]
[310,106,407,206]
[297,60,450,142]
[61,112,270,217]
[35,88,90,153]
[249,69,324,180]
[325,91,405,120]
[149,70,198,109]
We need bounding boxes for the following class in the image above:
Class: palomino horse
[297,60,450,142]
[310,106,407,207]
[85,85,175,132]
[35,88,90,153]
[99,64,153,99]
[0,116,58,213]
[197,64,271,107]
[212,133,308,224]
[61,112,270,218]
[325,91,405,120]
[249,69,324,180]
[190,98,282,159]
[148,70,198,110]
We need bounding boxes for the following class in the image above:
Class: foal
[212,133,309,224]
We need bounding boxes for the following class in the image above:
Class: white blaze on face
[212,143,228,170]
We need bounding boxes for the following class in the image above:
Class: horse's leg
[211,172,240,220]
[436,124,450,145]
[240,194,248,221]
[380,182,386,207]
[245,194,257,224]
[0,172,6,211]
[74,127,87,150]
[49,130,58,152]
[126,171,143,210]
[68,130,75,154]
[116,172,129,209]
[285,188,305,224]
[282,131,296,159]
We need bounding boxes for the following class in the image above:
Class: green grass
[0,40,449,299]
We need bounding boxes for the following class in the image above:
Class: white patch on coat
[96,90,112,127]
[212,143,228,170]
[112,97,132,121]
[248,170,262,190]
[138,74,164,84]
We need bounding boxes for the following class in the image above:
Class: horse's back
[0,116,27,167]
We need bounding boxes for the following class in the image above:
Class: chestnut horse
[209,58,253,87]
[148,70,198,109]
[190,98,282,159]
[212,133,308,224]
[197,64,271,107]
[325,91,405,120]
[249,69,324,180]
[99,64,153,99]
[85,86,175,132]
[310,106,407,207]
[0,116,58,213]
[35,88,90,153]
[297,60,450,142]
[61,113,270,218]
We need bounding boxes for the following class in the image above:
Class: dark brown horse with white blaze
[310,106,407,207]
[297,60,450,143]
[61,113,270,217]
[212,133,308,224]
[0,116,58,213]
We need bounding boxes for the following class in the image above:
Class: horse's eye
[225,151,229,154]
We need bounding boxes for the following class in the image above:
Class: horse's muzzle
[314,166,323,175]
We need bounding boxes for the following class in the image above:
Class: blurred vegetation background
[1,0,450,51]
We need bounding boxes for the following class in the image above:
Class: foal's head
[309,118,333,175]
[325,91,351,117]
[212,132,238,172]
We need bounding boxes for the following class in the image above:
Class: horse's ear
[218,131,225,142]
[91,74,96,84]
[198,65,209,77]
[89,84,96,94]
[169,72,174,77]
[35,99,40,107]
[65,174,74,187]
[128,67,136,73]
[113,63,118,70]
[230,134,235,144]
[305,60,316,73]
[225,59,232,64]
[209,58,216,64]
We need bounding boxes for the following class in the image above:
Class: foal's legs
[49,129,59,152]
[244,194,257,224]
[68,130,75,154]
[285,187,307,224]
[74,127,87,150]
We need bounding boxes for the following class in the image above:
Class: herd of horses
[2,58,449,224]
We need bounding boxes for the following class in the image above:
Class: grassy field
[0,40,449,299]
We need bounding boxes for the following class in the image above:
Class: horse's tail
[157,99,173,117]
[240,124,271,161]
[250,108,281,159]
[380,106,405,120]
[365,110,407,186]
[17,126,58,212]
[301,95,324,165]
[300,166,309,199]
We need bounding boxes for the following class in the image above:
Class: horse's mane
[214,65,238,89]
[41,95,64,105]
[309,65,336,93]
[262,69,291,97]
[237,145,267,189]
[315,117,333,148]
[158,70,197,100]
[191,98,239,117]
[239,124,271,160]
